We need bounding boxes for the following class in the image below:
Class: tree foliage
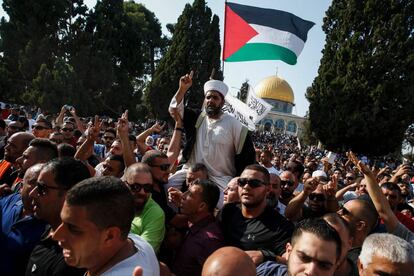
[0,0,164,120]
[145,0,222,120]
[307,0,414,155]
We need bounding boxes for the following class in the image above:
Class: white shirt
[102,234,159,276]
[171,99,243,191]
[262,164,280,176]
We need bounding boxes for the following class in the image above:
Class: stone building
[255,75,306,136]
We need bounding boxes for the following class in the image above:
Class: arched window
[287,121,297,133]
[275,119,285,130]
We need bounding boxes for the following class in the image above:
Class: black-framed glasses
[36,182,66,196]
[337,206,355,218]
[62,128,74,132]
[280,180,294,187]
[33,125,50,130]
[237,178,265,188]
[126,182,153,193]
[309,193,326,202]
[149,164,170,171]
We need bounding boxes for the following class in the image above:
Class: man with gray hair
[358,233,414,275]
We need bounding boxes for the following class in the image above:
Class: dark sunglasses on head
[309,193,326,202]
[33,125,50,130]
[237,178,265,188]
[36,182,66,196]
[149,164,170,171]
[127,182,153,193]
[62,128,73,132]
[280,180,294,187]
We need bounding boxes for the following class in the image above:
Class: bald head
[4,132,35,162]
[202,247,256,276]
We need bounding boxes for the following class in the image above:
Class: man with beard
[266,173,285,216]
[125,163,165,253]
[0,132,34,195]
[278,171,297,206]
[169,71,255,196]
[219,164,294,266]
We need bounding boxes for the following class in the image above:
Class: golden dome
[254,76,294,103]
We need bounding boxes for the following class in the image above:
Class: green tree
[307,0,414,155]
[237,80,249,102]
[145,0,222,119]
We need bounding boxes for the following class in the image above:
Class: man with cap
[169,71,255,199]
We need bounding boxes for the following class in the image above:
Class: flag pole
[221,0,227,77]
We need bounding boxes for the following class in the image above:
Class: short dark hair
[193,179,220,213]
[108,154,125,172]
[380,182,401,196]
[57,143,76,157]
[189,163,208,174]
[66,176,135,239]
[292,218,342,261]
[287,160,305,179]
[261,150,272,158]
[35,118,52,129]
[141,150,167,165]
[42,157,90,191]
[104,128,116,137]
[29,138,58,161]
[244,164,270,184]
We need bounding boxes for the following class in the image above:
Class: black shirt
[218,203,294,261]
[151,182,176,224]
[25,228,85,276]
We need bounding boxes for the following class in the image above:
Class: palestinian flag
[223,2,315,65]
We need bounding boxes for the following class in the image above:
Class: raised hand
[347,151,374,177]
[303,177,319,195]
[167,187,183,208]
[87,115,101,141]
[117,110,129,138]
[150,121,165,133]
[179,70,193,92]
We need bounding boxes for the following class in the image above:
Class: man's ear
[103,226,122,246]
[357,258,365,276]
[198,202,207,213]
[285,242,293,259]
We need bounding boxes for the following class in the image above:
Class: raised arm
[136,122,164,155]
[74,116,100,161]
[117,110,135,168]
[348,151,399,232]
[167,108,183,165]
[285,177,318,221]
[69,107,86,133]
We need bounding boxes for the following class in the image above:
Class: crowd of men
[1,73,414,276]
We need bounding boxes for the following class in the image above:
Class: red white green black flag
[223,2,315,65]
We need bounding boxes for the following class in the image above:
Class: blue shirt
[0,193,47,275]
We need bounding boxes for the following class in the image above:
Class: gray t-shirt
[392,222,414,246]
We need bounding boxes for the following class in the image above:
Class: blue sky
[0,0,332,117]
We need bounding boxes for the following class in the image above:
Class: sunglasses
[309,193,326,202]
[149,164,170,171]
[36,182,66,196]
[346,176,355,180]
[237,178,265,188]
[33,125,50,130]
[126,182,153,193]
[62,128,74,132]
[280,180,294,187]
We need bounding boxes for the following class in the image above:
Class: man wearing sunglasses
[0,164,47,276]
[285,179,338,222]
[219,164,294,266]
[60,121,76,147]
[31,118,52,139]
[279,171,297,206]
[26,158,90,275]
[126,163,165,253]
